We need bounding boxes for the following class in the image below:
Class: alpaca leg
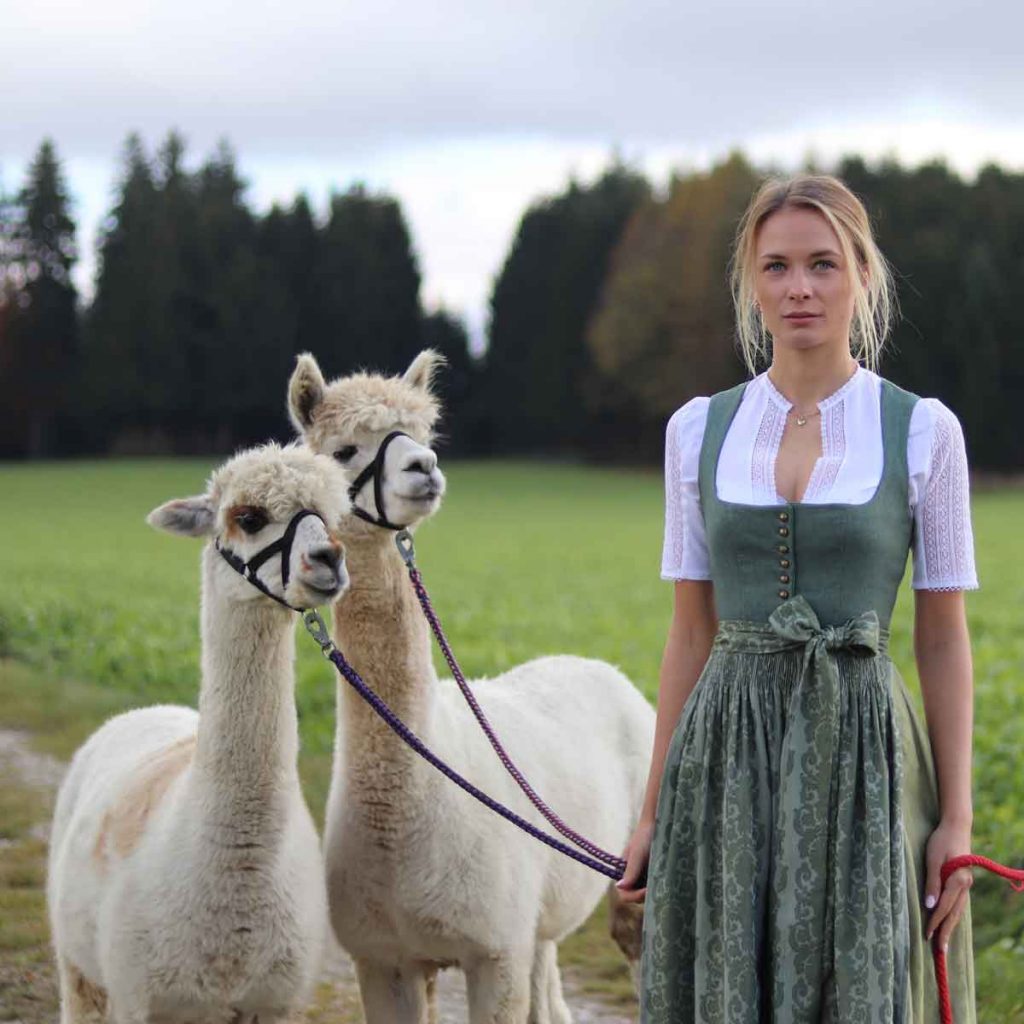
[465,952,532,1024]
[425,966,439,1024]
[355,958,429,1024]
[528,941,571,1024]
[607,882,644,992]
[57,957,108,1024]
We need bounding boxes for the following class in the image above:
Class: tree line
[1,136,1021,467]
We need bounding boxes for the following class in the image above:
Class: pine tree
[1,140,79,456]
[311,185,422,377]
[484,162,650,453]
[86,133,170,440]
[420,308,481,452]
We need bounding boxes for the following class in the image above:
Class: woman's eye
[333,446,358,463]
[813,259,837,271]
[764,261,785,272]
[236,510,268,535]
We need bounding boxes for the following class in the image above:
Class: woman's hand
[924,818,974,951]
[615,819,655,904]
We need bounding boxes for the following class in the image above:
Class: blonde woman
[617,174,977,1022]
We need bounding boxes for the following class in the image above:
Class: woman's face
[753,205,857,357]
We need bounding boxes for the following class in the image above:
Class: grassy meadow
[0,459,1022,1020]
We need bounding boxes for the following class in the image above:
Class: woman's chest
[717,386,885,507]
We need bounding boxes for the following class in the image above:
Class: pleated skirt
[639,634,976,1023]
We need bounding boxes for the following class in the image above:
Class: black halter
[215,508,324,612]
[348,430,411,531]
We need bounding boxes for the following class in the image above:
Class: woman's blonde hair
[730,174,895,374]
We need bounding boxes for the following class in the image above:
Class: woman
[617,174,977,1022]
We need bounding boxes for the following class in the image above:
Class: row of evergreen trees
[1,136,1021,466]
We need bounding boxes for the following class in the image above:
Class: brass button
[780,559,791,568]
[778,527,789,537]
[777,544,789,554]
[778,511,790,522]
[778,589,790,600]
[779,574,790,584]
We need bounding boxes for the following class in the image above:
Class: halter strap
[348,430,410,531]
[215,508,324,612]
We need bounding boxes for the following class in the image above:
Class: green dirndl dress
[640,379,976,1023]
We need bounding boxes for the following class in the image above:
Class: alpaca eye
[236,509,268,535]
[333,446,358,463]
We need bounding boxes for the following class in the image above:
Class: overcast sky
[3,0,1021,347]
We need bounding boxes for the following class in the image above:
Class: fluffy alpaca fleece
[289,353,656,1024]
[47,444,351,1024]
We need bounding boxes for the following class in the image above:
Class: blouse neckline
[761,363,863,412]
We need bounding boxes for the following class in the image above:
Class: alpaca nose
[308,544,342,572]
[403,450,438,476]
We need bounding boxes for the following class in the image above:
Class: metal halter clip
[303,609,335,657]
[395,529,416,567]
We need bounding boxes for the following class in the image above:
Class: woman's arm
[914,588,975,950]
[616,579,717,902]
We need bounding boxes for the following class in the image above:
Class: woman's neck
[767,347,860,409]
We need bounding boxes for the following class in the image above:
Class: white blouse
[661,366,979,591]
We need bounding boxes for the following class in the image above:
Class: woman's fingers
[926,866,973,942]
[615,852,648,901]
[924,848,943,912]
[935,887,971,953]
[616,881,647,904]
[615,833,651,904]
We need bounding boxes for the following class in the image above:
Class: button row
[777,511,791,600]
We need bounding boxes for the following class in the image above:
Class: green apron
[640,379,976,1023]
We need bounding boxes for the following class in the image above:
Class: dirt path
[0,730,634,1024]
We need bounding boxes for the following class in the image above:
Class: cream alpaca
[47,444,351,1024]
[289,352,655,1024]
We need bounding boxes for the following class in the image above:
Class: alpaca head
[287,351,447,536]
[148,443,351,610]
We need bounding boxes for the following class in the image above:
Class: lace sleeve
[909,398,979,590]
[661,398,712,581]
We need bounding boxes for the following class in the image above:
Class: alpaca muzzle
[216,508,336,611]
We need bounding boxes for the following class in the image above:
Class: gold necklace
[789,408,821,428]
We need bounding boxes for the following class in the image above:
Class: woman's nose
[788,269,812,299]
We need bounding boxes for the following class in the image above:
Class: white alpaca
[47,444,352,1024]
[289,352,655,1024]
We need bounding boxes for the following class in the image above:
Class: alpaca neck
[191,548,300,840]
[331,535,437,784]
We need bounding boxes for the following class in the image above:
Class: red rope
[934,854,1024,1024]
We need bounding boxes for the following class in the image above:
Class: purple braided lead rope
[304,622,622,881]
[396,533,627,875]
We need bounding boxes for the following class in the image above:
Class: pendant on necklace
[795,415,808,426]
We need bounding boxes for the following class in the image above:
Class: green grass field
[0,459,1022,1020]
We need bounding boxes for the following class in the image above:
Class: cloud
[3,0,1021,347]
[2,0,1020,160]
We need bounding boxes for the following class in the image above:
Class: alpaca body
[288,351,655,1023]
[323,542,654,1023]
[48,703,325,1023]
[327,656,652,959]
[47,445,350,1024]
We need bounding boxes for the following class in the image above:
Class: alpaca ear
[147,497,215,537]
[288,353,327,433]
[403,349,445,393]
